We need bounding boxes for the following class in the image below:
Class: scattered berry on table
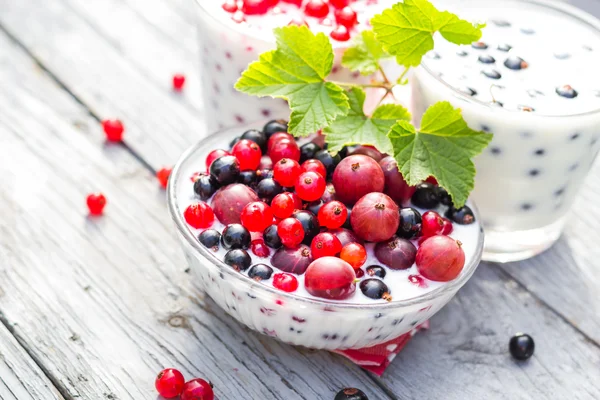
[301,159,327,178]
[351,192,399,242]
[273,158,302,187]
[224,249,252,271]
[248,263,274,281]
[295,171,326,201]
[446,205,476,225]
[360,279,392,301]
[271,244,313,274]
[251,239,271,258]
[198,229,221,251]
[221,223,251,249]
[340,242,367,269]
[172,74,186,91]
[156,167,172,189]
[304,257,356,300]
[397,207,422,239]
[241,201,273,232]
[241,129,268,152]
[102,119,124,142]
[416,236,465,282]
[374,236,417,270]
[421,211,444,237]
[155,368,185,398]
[194,174,218,200]
[509,333,535,361]
[318,200,348,229]
[366,265,386,278]
[180,378,215,400]
[311,232,343,259]
[293,210,320,245]
[184,202,214,229]
[263,224,282,249]
[273,272,299,292]
[278,217,305,248]
[209,155,241,185]
[205,149,230,171]
[232,139,262,170]
[256,178,283,202]
[334,387,369,400]
[86,193,107,216]
[333,155,385,205]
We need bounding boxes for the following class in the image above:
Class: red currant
[273,272,299,292]
[241,201,273,232]
[271,193,296,219]
[242,0,271,15]
[86,193,106,216]
[269,139,300,164]
[421,211,444,237]
[295,171,326,201]
[205,149,230,171]
[317,200,347,229]
[304,0,329,18]
[267,132,293,151]
[155,368,185,398]
[441,217,454,235]
[184,202,214,229]
[102,119,124,142]
[251,239,271,258]
[232,139,262,170]
[330,25,350,41]
[222,0,238,12]
[340,242,367,269]
[156,167,172,189]
[172,74,186,91]
[180,378,214,400]
[311,232,342,259]
[301,159,327,178]
[273,158,302,187]
[278,218,305,248]
[334,7,357,28]
[329,0,350,8]
[408,274,428,288]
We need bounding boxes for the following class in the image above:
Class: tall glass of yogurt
[194,0,399,132]
[411,0,600,262]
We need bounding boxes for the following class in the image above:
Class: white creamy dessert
[412,0,600,262]
[195,0,397,132]
[168,124,484,349]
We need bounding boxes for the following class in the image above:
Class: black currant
[509,333,535,361]
[221,224,251,249]
[365,265,386,279]
[263,119,288,138]
[198,229,221,250]
[241,129,267,152]
[360,279,391,300]
[256,178,283,203]
[224,249,251,271]
[435,187,453,206]
[397,207,422,239]
[193,174,219,200]
[300,142,321,163]
[238,170,258,187]
[293,210,320,245]
[334,388,369,400]
[248,264,274,281]
[446,205,475,225]
[411,183,440,209]
[314,149,341,178]
[210,155,240,185]
[263,224,282,249]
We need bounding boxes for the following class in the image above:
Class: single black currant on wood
[221,224,251,249]
[210,155,240,185]
[224,249,252,271]
[334,387,369,400]
[509,333,535,361]
[411,182,440,209]
[198,229,221,250]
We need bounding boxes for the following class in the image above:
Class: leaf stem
[329,80,392,90]
[397,67,410,84]
[378,64,391,85]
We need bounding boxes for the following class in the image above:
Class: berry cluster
[184,119,475,302]
[221,0,360,42]
[155,368,214,400]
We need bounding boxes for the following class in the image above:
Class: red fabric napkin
[333,321,429,376]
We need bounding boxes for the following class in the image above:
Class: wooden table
[0,0,599,399]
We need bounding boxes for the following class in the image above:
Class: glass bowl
[167,123,484,350]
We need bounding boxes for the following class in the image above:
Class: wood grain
[0,30,392,400]
[0,323,64,400]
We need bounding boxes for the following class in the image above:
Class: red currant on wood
[86,193,106,216]
[156,167,172,189]
[295,171,326,201]
[241,201,274,232]
[180,378,214,400]
[278,217,305,248]
[101,119,124,142]
[155,368,185,398]
[172,74,186,91]
[317,200,347,229]
[184,202,214,229]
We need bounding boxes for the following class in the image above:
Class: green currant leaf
[235,26,349,136]
[324,87,411,155]
[341,31,389,76]
[388,101,492,207]
[371,0,485,67]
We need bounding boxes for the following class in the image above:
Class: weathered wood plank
[382,264,600,400]
[0,323,64,400]
[0,30,391,400]
[0,0,206,171]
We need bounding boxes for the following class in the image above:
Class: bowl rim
[167,122,484,310]
[419,0,600,119]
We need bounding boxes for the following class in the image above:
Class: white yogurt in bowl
[412,0,600,262]
[168,122,484,350]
